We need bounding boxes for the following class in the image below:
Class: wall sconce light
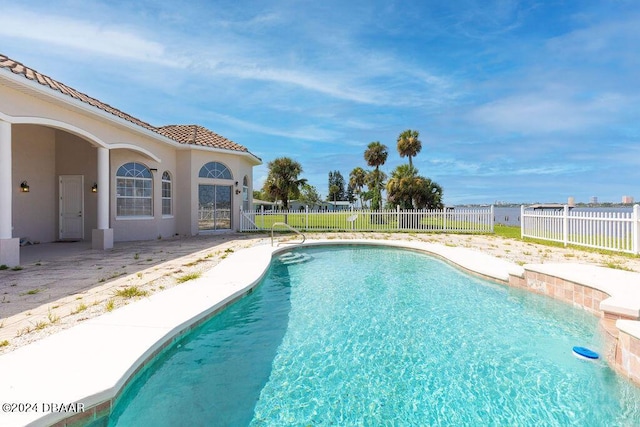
[91,183,98,193]
[20,181,30,193]
[235,189,241,195]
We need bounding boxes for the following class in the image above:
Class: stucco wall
[110,148,177,242]
[187,151,255,234]
[11,125,57,243]
[2,83,258,245]
[175,150,192,236]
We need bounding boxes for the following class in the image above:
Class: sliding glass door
[198,185,232,231]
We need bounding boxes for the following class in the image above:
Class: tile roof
[0,53,251,154]
[157,125,248,152]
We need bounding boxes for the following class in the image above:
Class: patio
[0,233,269,347]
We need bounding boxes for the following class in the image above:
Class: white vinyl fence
[521,205,640,254]
[240,206,494,233]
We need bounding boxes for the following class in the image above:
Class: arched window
[198,162,232,179]
[161,171,172,216]
[116,162,153,217]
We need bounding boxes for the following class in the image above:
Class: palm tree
[364,141,388,210]
[386,164,420,209]
[386,164,444,210]
[366,169,387,211]
[414,178,444,209]
[396,129,422,170]
[329,184,340,203]
[349,167,367,208]
[364,141,388,170]
[263,157,307,210]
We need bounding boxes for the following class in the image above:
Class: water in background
[489,206,634,226]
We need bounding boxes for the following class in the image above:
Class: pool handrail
[271,222,306,246]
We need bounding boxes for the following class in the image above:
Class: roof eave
[0,69,262,165]
[0,69,171,142]
[185,144,262,165]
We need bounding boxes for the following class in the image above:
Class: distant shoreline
[482,205,635,226]
[459,203,636,208]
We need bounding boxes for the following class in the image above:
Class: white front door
[59,175,84,240]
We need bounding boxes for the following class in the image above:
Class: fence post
[261,205,264,230]
[520,205,525,238]
[443,208,447,232]
[634,204,640,255]
[490,205,494,233]
[305,205,309,230]
[563,204,569,247]
[397,205,401,231]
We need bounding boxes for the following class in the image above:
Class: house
[252,199,279,211]
[288,200,353,211]
[0,54,261,266]
[326,200,352,211]
[288,200,324,211]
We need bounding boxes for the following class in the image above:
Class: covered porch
[0,119,112,267]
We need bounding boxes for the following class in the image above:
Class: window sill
[115,216,154,220]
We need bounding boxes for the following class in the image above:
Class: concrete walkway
[0,233,269,349]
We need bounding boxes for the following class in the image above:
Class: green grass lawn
[494,224,521,239]
[495,224,639,259]
[246,211,492,232]
[257,218,640,262]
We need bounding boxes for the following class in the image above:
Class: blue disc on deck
[572,346,599,360]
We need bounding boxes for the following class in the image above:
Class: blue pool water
[109,245,640,426]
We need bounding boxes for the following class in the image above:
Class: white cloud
[207,61,383,105]
[469,90,629,135]
[430,158,483,175]
[450,0,527,40]
[207,113,342,143]
[511,164,589,176]
[1,4,457,108]
[194,50,454,108]
[0,9,175,66]
[547,15,640,61]
[429,156,588,179]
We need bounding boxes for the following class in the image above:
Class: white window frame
[199,162,233,180]
[161,171,173,217]
[115,162,153,218]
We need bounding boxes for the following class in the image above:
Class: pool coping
[0,239,639,426]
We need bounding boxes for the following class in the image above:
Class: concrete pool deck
[1,234,640,426]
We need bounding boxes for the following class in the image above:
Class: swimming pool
[108,245,640,425]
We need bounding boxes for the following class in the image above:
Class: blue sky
[2,0,639,205]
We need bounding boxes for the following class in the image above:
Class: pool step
[279,252,313,265]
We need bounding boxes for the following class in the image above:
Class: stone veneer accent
[616,325,640,385]
[51,400,110,427]
[509,269,640,387]
[508,272,609,316]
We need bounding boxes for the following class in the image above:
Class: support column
[0,120,19,266]
[92,146,113,249]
